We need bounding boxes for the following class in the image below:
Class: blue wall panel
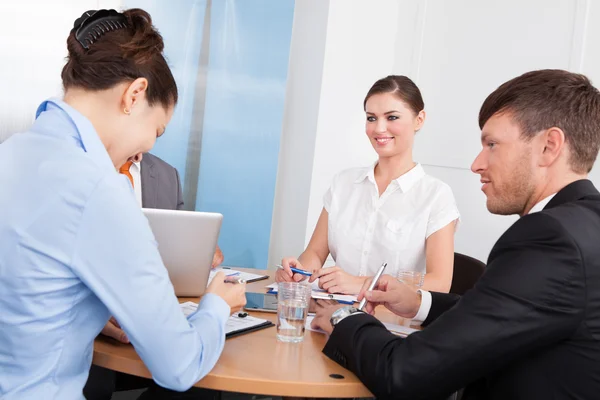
[198,1,295,268]
[124,0,295,269]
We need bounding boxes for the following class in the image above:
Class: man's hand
[101,317,129,344]
[310,299,345,335]
[211,245,224,268]
[206,271,247,313]
[309,266,366,294]
[275,257,310,283]
[357,275,422,318]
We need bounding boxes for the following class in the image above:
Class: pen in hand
[358,262,387,311]
[224,276,246,284]
[276,264,312,276]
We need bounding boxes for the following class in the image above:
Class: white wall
[268,0,400,267]
[0,0,121,143]
[269,0,600,266]
[268,0,331,268]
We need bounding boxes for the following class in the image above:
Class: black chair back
[450,253,485,295]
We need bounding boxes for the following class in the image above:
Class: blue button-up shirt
[0,100,230,399]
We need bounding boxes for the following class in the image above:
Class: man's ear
[538,127,566,167]
[122,78,149,113]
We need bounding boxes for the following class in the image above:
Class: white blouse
[324,163,460,278]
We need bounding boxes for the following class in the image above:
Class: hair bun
[121,8,164,64]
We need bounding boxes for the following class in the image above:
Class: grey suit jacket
[140,153,184,210]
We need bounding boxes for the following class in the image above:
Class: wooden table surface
[93,268,410,398]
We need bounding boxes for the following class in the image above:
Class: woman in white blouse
[276,75,460,294]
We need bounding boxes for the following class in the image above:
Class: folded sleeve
[426,183,460,238]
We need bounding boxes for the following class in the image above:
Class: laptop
[142,208,223,297]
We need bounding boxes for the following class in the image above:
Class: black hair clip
[73,9,127,50]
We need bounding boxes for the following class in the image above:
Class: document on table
[266,283,357,304]
[180,301,273,337]
[305,315,418,337]
[207,267,269,286]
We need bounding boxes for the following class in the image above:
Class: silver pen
[224,276,246,284]
[358,262,387,311]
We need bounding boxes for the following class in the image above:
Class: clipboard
[225,312,274,339]
[226,319,274,338]
[180,302,274,339]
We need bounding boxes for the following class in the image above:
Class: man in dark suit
[139,152,185,210]
[312,69,600,400]
[124,152,224,265]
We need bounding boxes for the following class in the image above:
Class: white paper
[226,313,269,334]
[305,315,418,337]
[305,315,326,334]
[180,301,269,335]
[180,301,200,317]
[207,267,268,286]
[266,283,358,304]
[381,321,419,337]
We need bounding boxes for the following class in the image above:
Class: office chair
[450,252,486,295]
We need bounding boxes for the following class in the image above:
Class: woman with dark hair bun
[0,9,245,399]
[277,76,460,295]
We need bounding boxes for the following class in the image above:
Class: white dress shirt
[129,161,142,206]
[324,163,460,278]
[413,193,557,323]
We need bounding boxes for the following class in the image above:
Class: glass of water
[276,282,311,343]
[397,270,425,289]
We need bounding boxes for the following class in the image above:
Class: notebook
[207,267,270,286]
[180,301,274,338]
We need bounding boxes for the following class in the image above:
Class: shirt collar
[528,194,557,215]
[36,99,114,172]
[355,162,425,193]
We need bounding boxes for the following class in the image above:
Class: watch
[330,305,364,327]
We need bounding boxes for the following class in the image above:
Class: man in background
[122,152,224,266]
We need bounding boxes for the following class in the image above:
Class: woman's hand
[275,257,310,283]
[309,266,367,294]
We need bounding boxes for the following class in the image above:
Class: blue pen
[276,264,312,276]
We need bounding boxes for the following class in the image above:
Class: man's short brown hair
[479,69,600,173]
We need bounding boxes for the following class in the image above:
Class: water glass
[397,270,425,289]
[276,282,311,343]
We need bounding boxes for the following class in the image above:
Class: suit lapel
[140,154,158,208]
[544,179,600,211]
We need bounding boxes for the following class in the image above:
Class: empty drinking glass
[397,270,425,289]
[397,270,425,326]
[276,282,312,343]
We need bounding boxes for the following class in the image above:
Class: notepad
[305,315,418,337]
[266,283,357,304]
[207,267,269,286]
[180,301,274,338]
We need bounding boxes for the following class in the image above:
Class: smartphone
[244,293,278,313]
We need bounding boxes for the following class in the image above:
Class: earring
[123,108,131,115]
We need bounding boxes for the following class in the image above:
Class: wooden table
[93,269,410,398]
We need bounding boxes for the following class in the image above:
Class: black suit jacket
[140,153,184,210]
[323,179,600,400]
